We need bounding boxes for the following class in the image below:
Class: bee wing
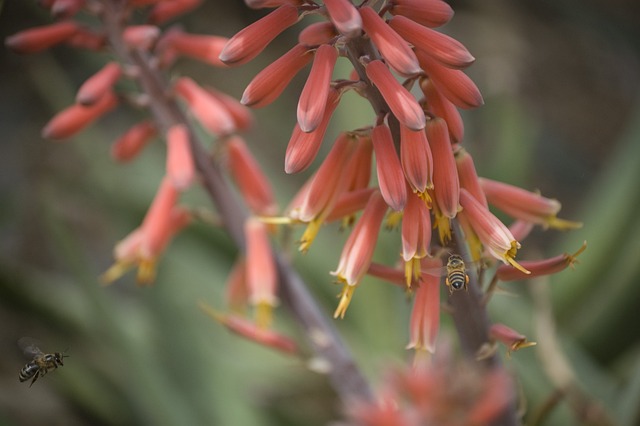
[422,265,448,277]
[18,337,44,357]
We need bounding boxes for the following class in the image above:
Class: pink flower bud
[174,77,235,135]
[323,0,362,38]
[390,0,454,28]
[244,0,301,8]
[220,4,299,65]
[123,25,160,50]
[245,218,278,310]
[371,124,407,211]
[51,0,85,19]
[5,21,79,54]
[66,28,106,51]
[205,87,254,131]
[421,78,464,143]
[454,147,487,207]
[365,60,425,131]
[159,30,228,67]
[489,323,536,356]
[76,62,122,106]
[149,0,203,25]
[42,91,118,140]
[407,257,441,353]
[389,15,475,69]
[297,44,338,132]
[360,7,420,77]
[166,124,195,190]
[427,117,459,218]
[111,120,157,162]
[241,44,313,108]
[298,22,337,47]
[400,125,433,194]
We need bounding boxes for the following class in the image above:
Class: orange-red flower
[241,44,313,108]
[489,323,537,357]
[5,21,79,54]
[428,117,459,219]
[51,0,85,19]
[76,62,122,106]
[245,218,278,328]
[166,124,195,190]
[148,0,203,25]
[158,30,228,67]
[42,91,118,140]
[332,191,388,318]
[421,77,464,143]
[400,125,433,195]
[407,257,441,353]
[360,6,420,77]
[205,86,254,131]
[402,190,432,286]
[371,123,407,211]
[497,241,587,281]
[366,60,425,131]
[454,147,487,207]
[226,136,278,216]
[323,0,362,38]
[122,25,160,50]
[297,44,338,132]
[220,4,299,65]
[298,22,337,47]
[174,77,235,136]
[389,0,454,28]
[111,120,157,162]
[389,15,475,69]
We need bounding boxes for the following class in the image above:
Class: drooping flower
[148,0,203,25]
[323,0,362,38]
[332,191,388,318]
[389,0,454,28]
[428,117,459,218]
[421,77,464,143]
[297,44,338,132]
[122,25,161,50]
[400,124,433,196]
[298,22,337,47]
[455,147,487,207]
[157,29,228,67]
[166,124,195,190]
[111,121,157,162]
[402,190,431,286]
[174,77,235,136]
[5,21,80,54]
[407,257,441,353]
[76,62,122,106]
[371,123,407,211]
[245,218,278,329]
[497,241,587,281]
[489,323,537,358]
[42,91,118,140]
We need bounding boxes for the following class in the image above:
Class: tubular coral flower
[297,44,338,132]
[174,77,235,136]
[325,188,375,223]
[158,30,228,67]
[489,323,537,357]
[332,191,388,319]
[76,62,122,106]
[219,4,299,65]
[421,78,464,143]
[400,125,433,195]
[122,25,160,50]
[5,21,79,54]
[199,303,298,355]
[66,28,106,51]
[367,262,405,287]
[497,241,587,281]
[416,50,484,109]
[149,0,203,25]
[241,44,313,108]
[459,189,530,273]
[227,135,278,216]
[366,60,425,131]
[428,118,459,218]
[42,91,118,140]
[285,88,340,173]
[298,22,337,47]
[388,15,475,69]
[402,190,432,286]
[371,123,407,211]
[479,178,583,230]
[205,87,254,131]
[454,147,487,208]
[360,7,421,77]
[407,257,441,353]
[344,135,373,192]
[111,120,157,162]
[323,0,362,38]
[389,0,454,28]
[102,178,191,285]
[245,218,278,328]
[509,220,535,242]
[166,124,195,190]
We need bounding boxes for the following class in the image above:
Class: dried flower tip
[149,0,203,25]
[416,50,484,109]
[497,241,587,281]
[371,124,407,211]
[51,0,85,19]
[174,77,235,135]
[489,323,537,358]
[285,88,340,174]
[360,6,420,77]
[323,0,362,38]
[227,136,278,216]
[365,60,425,131]
[5,21,79,54]
[111,120,157,162]
[220,4,299,65]
[166,124,195,190]
[42,91,118,140]
[76,62,122,106]
[299,22,337,47]
[198,302,298,355]
[389,15,475,69]
[297,44,338,132]
[123,25,160,50]
[242,44,313,108]
[390,0,454,28]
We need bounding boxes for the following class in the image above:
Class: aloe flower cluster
[7,0,586,423]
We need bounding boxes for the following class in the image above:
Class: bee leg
[29,371,40,387]
[464,274,469,291]
[445,278,453,295]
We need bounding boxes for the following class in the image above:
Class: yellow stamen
[567,241,587,268]
[258,216,295,225]
[385,210,403,230]
[136,258,157,285]
[544,216,583,231]
[504,240,530,274]
[100,261,134,285]
[507,340,537,359]
[416,189,432,208]
[433,208,452,245]
[198,301,227,323]
[255,301,273,330]
[299,218,323,252]
[404,258,421,288]
[333,284,356,319]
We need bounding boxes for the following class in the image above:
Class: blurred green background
[1,1,639,425]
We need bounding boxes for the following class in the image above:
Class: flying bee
[423,253,479,294]
[18,338,67,387]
